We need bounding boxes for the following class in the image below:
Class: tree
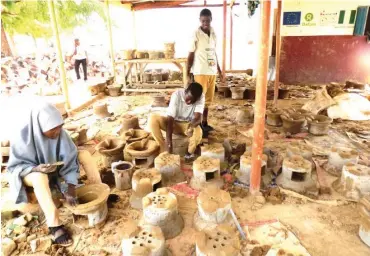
[1,0,105,56]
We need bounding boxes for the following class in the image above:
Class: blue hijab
[7,102,79,204]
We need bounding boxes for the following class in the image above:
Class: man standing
[187,8,223,133]
[71,38,88,81]
[149,83,204,160]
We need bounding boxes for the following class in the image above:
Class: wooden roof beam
[132,1,194,11]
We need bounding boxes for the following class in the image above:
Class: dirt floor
[1,90,370,256]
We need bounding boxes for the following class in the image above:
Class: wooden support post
[222,0,227,81]
[105,0,116,78]
[47,0,70,109]
[229,5,233,70]
[250,0,272,194]
[273,0,282,107]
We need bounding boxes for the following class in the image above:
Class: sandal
[49,225,73,247]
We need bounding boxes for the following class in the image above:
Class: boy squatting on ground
[149,82,204,160]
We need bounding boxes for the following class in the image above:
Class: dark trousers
[74,58,87,80]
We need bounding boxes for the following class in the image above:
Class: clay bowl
[266,109,283,127]
[123,129,150,143]
[107,85,122,97]
[281,114,306,134]
[307,115,333,135]
[152,73,163,82]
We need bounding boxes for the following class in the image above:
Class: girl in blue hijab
[7,102,79,246]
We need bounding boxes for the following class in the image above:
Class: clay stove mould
[96,138,125,156]
[152,94,167,107]
[126,139,159,157]
[93,103,112,118]
[122,129,149,143]
[197,186,231,213]
[107,85,122,97]
[307,115,333,135]
[120,114,140,132]
[281,113,306,134]
[196,224,240,256]
[66,184,110,215]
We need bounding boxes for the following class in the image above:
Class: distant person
[148,83,204,160]
[70,38,88,81]
[7,102,79,246]
[187,8,223,134]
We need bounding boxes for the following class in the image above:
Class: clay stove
[266,108,283,127]
[276,155,316,193]
[119,114,140,134]
[326,147,359,176]
[130,168,162,209]
[125,139,159,168]
[332,163,370,201]
[154,152,185,186]
[286,141,312,161]
[93,103,112,118]
[307,115,333,135]
[236,151,268,185]
[121,224,170,256]
[112,161,135,190]
[190,156,223,190]
[195,224,240,256]
[95,138,125,168]
[141,188,184,239]
[201,143,225,162]
[65,184,110,228]
[359,196,370,248]
[193,187,234,231]
[122,128,149,143]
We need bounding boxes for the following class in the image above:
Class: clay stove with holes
[154,152,185,186]
[130,168,162,209]
[121,224,171,256]
[141,188,184,239]
[236,151,268,185]
[359,196,370,247]
[190,156,223,190]
[326,147,359,176]
[193,187,234,231]
[125,139,160,168]
[65,184,110,228]
[195,224,240,256]
[332,163,370,201]
[276,155,316,193]
[201,143,225,162]
[286,141,312,161]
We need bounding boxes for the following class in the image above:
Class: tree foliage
[1,0,105,38]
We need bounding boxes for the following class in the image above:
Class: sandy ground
[1,91,370,256]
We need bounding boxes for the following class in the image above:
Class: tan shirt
[189,27,218,75]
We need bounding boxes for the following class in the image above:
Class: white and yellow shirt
[189,27,218,76]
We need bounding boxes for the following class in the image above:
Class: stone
[27,234,37,242]
[14,233,27,243]
[30,237,52,253]
[2,238,17,256]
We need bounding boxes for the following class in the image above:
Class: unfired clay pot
[96,138,125,168]
[230,87,246,100]
[266,108,283,127]
[119,115,140,133]
[281,114,305,134]
[307,115,333,135]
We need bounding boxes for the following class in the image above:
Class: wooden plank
[133,1,194,11]
[122,88,178,93]
[116,58,187,64]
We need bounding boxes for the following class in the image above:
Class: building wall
[280,35,370,84]
[279,0,370,84]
